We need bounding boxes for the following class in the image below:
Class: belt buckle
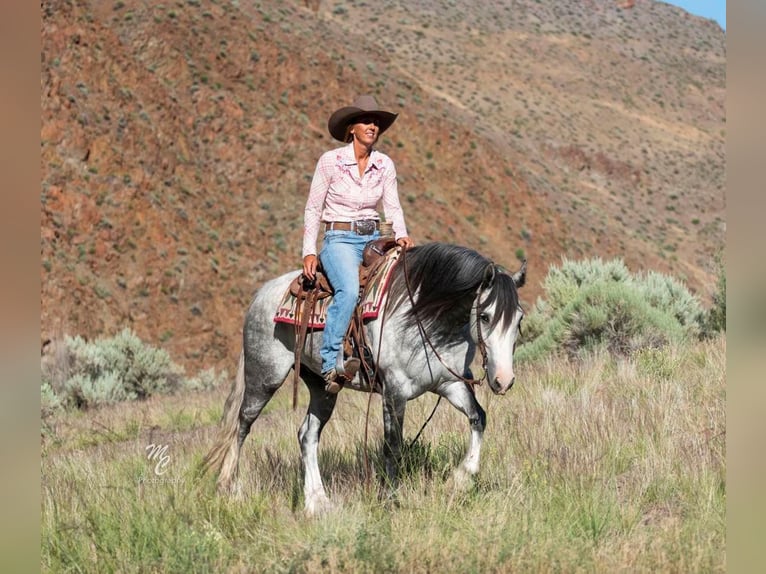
[354,220,376,235]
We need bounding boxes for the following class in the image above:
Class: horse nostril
[509,377,515,389]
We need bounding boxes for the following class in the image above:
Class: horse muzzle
[489,376,515,395]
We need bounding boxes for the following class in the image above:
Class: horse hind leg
[203,349,287,496]
[298,366,339,517]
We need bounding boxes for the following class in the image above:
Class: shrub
[517,258,704,362]
[65,328,184,403]
[187,367,228,391]
[41,382,62,417]
[41,328,222,411]
[640,270,704,336]
[63,371,129,408]
[705,252,726,334]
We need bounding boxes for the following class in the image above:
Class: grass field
[41,336,725,572]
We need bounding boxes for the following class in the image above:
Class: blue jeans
[319,229,380,374]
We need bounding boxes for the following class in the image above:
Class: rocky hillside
[40,0,725,374]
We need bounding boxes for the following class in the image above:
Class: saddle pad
[273,249,401,329]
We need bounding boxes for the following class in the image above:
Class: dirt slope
[40,0,725,373]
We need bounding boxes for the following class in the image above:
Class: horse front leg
[381,391,407,495]
[298,369,339,517]
[437,380,486,489]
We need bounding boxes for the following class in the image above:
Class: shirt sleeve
[302,153,332,258]
[380,159,409,239]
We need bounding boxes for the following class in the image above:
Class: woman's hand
[303,255,318,280]
[396,236,414,250]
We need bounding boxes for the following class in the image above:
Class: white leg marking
[300,415,335,517]
[453,427,483,490]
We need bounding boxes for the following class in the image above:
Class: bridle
[472,292,490,389]
[400,248,494,391]
[367,248,509,454]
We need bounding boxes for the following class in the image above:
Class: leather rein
[399,248,492,392]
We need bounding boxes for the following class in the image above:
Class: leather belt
[323,220,380,235]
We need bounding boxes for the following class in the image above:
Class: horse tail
[200,349,245,492]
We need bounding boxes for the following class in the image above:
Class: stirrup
[323,358,361,394]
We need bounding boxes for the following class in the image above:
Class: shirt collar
[341,143,381,169]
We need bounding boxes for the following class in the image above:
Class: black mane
[386,242,520,346]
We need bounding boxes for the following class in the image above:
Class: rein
[400,248,491,391]
[362,246,492,474]
[397,248,493,448]
[293,278,320,410]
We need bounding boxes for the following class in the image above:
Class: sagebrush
[705,251,726,334]
[41,328,225,413]
[517,257,705,362]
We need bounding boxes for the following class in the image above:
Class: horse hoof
[304,497,335,517]
[217,480,244,500]
[450,468,475,491]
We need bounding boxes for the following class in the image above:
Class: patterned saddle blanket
[273,245,401,329]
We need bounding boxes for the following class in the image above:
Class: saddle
[289,238,398,405]
[288,237,397,300]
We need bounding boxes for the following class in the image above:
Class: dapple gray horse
[203,242,526,515]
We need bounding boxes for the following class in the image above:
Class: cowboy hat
[327,95,398,142]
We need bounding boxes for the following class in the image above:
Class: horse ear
[482,263,496,287]
[512,260,527,288]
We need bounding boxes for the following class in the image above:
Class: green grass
[41,337,725,572]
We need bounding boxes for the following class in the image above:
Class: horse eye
[479,312,490,323]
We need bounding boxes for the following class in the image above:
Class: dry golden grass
[41,336,724,572]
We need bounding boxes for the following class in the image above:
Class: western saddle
[289,237,398,405]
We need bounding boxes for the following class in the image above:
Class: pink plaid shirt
[302,143,409,258]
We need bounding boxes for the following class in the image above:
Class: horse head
[474,260,526,395]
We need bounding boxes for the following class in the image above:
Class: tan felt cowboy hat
[327,95,398,142]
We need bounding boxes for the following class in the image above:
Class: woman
[302,95,414,393]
